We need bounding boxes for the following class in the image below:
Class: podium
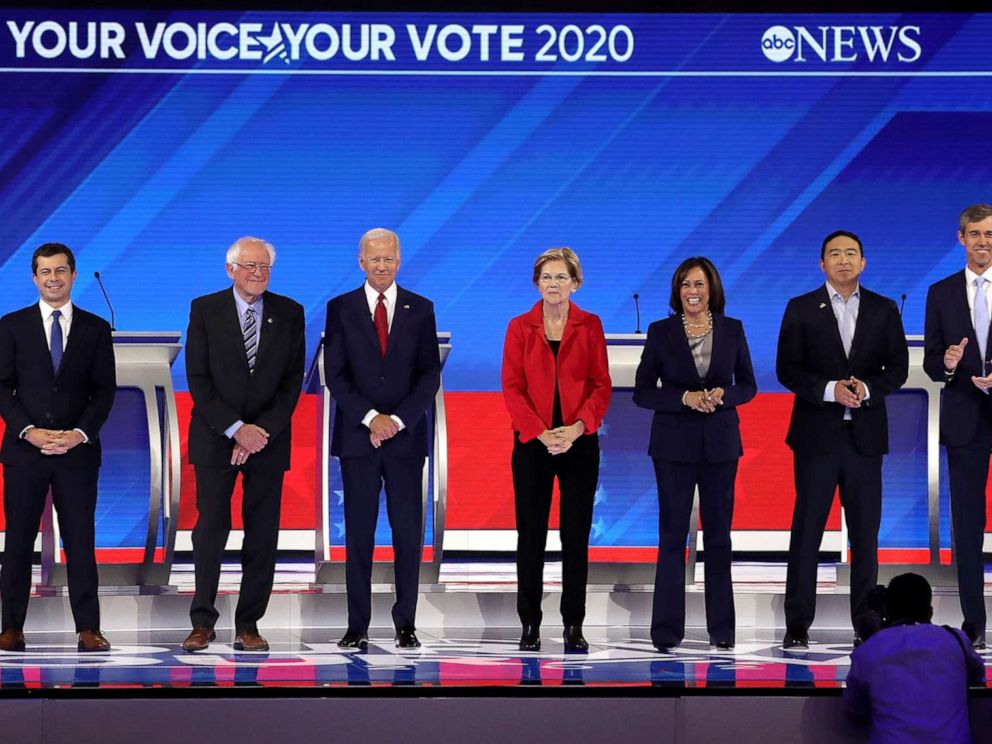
[40,332,182,589]
[312,332,451,585]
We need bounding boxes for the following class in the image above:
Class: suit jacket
[501,300,611,443]
[777,285,908,457]
[923,270,992,447]
[185,289,305,471]
[633,313,756,463]
[323,285,440,459]
[0,303,116,469]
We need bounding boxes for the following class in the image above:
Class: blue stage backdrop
[0,10,989,552]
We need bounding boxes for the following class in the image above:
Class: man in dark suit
[777,231,908,649]
[182,236,305,653]
[923,203,992,650]
[324,228,440,649]
[0,242,116,652]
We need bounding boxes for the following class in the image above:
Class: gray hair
[359,228,401,257]
[226,236,276,266]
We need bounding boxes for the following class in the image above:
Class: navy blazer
[777,285,908,457]
[185,289,306,471]
[923,271,992,447]
[323,285,440,459]
[0,303,116,469]
[633,313,756,463]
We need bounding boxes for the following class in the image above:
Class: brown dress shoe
[233,629,269,652]
[182,626,216,652]
[0,629,25,652]
[77,629,111,652]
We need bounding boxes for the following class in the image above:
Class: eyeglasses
[364,255,397,266]
[232,261,272,274]
[35,267,72,278]
[539,273,572,285]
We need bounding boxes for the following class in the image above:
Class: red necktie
[374,293,388,357]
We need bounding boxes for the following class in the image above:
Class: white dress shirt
[361,281,404,431]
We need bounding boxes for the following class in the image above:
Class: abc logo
[761,25,795,63]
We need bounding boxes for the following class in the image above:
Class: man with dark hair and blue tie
[777,230,908,649]
[182,236,305,653]
[0,242,116,652]
[924,203,992,650]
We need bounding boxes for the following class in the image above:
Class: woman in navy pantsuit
[633,257,756,651]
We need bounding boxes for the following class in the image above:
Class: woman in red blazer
[501,247,611,653]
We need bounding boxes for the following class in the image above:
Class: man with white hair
[324,228,440,649]
[182,236,305,652]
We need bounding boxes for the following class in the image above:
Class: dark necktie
[50,309,63,374]
[243,306,257,371]
[374,293,388,357]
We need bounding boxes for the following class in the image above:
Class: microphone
[899,293,907,316]
[93,271,117,331]
[633,293,642,334]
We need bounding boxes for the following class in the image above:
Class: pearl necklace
[682,310,712,338]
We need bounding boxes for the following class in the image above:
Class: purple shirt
[844,623,985,744]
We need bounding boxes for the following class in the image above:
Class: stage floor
[4,559,991,694]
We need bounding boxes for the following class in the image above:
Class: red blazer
[501,300,612,443]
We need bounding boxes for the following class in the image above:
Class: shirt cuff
[19,425,34,439]
[73,428,89,444]
[362,410,379,428]
[861,382,870,400]
[390,415,405,431]
[224,420,244,439]
[824,381,838,403]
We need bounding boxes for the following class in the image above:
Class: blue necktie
[976,277,989,384]
[50,309,63,374]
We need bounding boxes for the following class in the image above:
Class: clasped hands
[834,377,866,408]
[944,337,992,391]
[683,387,725,413]
[25,428,84,456]
[231,423,269,466]
[538,421,585,455]
[369,414,399,448]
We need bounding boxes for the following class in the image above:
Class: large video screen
[0,10,986,553]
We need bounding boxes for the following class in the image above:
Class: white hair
[226,236,276,266]
[358,228,400,257]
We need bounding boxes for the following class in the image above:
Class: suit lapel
[257,294,276,369]
[386,287,409,360]
[815,286,848,359]
[668,317,701,382]
[31,306,55,380]
[353,286,381,357]
[848,289,869,362]
[58,309,83,378]
[222,292,251,374]
[704,315,729,384]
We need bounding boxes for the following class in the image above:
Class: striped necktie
[243,306,257,371]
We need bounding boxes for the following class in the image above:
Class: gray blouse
[687,330,712,379]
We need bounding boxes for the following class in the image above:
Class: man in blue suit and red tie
[0,242,116,653]
[324,228,440,650]
[924,203,992,650]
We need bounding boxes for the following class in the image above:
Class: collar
[965,266,991,287]
[364,281,397,307]
[38,298,73,322]
[232,287,263,319]
[523,298,589,326]
[825,280,860,301]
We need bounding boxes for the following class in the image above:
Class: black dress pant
[784,425,882,634]
[190,464,284,632]
[1,462,100,632]
[946,442,992,636]
[340,451,425,634]
[651,458,738,647]
[512,433,599,628]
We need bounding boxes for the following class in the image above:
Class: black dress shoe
[653,642,678,653]
[853,634,864,648]
[519,624,541,652]
[974,635,987,651]
[338,631,369,650]
[711,640,735,651]
[782,631,809,650]
[563,626,588,653]
[395,629,421,648]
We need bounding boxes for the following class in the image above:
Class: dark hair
[959,203,992,235]
[820,230,863,260]
[884,572,932,625]
[669,256,726,315]
[31,243,76,275]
